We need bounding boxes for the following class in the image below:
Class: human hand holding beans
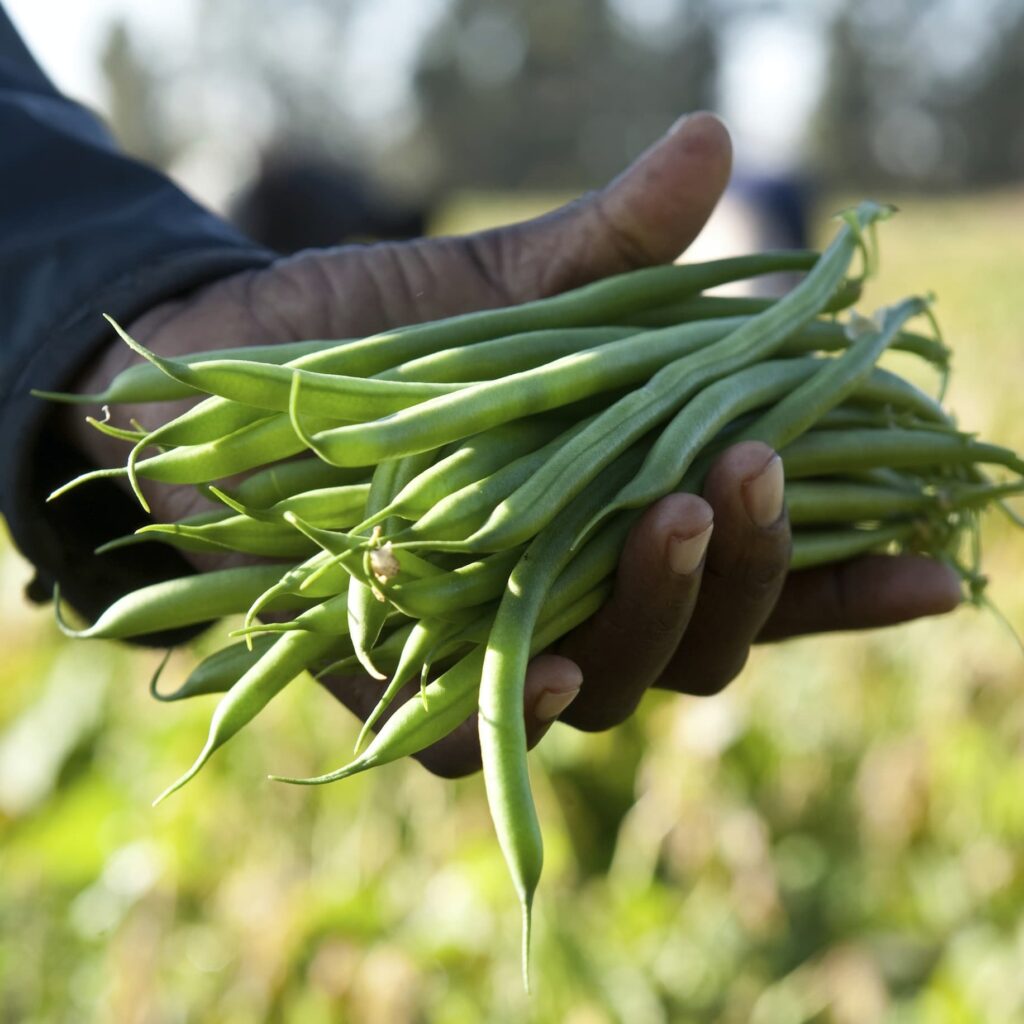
[66,113,962,778]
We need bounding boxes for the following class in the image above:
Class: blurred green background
[1,194,1022,1024]
[3,0,1024,1020]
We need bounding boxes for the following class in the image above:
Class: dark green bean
[150,636,277,701]
[780,429,1024,479]
[789,523,917,569]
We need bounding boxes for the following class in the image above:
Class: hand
[66,113,961,777]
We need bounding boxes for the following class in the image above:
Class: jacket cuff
[1,245,274,644]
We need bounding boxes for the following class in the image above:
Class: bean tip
[520,897,534,994]
[53,584,99,639]
[148,649,174,701]
[31,387,95,405]
[153,741,213,806]
[267,759,367,786]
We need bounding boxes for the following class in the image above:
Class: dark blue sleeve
[0,7,276,636]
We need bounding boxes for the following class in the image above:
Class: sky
[6,0,197,108]
[6,0,828,179]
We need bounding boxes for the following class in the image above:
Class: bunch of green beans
[43,202,1024,987]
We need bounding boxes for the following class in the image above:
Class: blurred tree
[99,19,182,170]
[413,0,719,189]
[817,0,1024,190]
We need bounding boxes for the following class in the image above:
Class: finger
[554,493,714,732]
[661,442,790,696]
[318,655,583,780]
[758,554,962,641]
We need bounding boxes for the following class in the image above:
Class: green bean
[268,583,611,788]
[615,274,864,328]
[390,416,600,545]
[150,636,278,701]
[740,300,928,446]
[114,323,473,416]
[315,621,416,679]
[584,298,926,539]
[153,594,350,805]
[785,481,933,524]
[354,612,478,753]
[224,458,371,509]
[32,338,341,405]
[352,417,570,533]
[780,429,1024,479]
[213,483,371,527]
[239,552,335,642]
[54,564,299,640]
[378,327,636,384]
[349,452,440,678]
[49,410,337,505]
[789,523,917,569]
[377,548,524,620]
[232,589,355,639]
[788,478,1024,525]
[136,518,317,559]
[293,317,755,467]
[101,254,818,454]
[128,409,340,486]
[807,406,952,433]
[845,366,951,424]
[445,202,888,555]
[84,415,146,443]
[478,447,646,988]
[841,467,926,491]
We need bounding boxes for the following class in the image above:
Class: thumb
[258,112,730,340]
[474,111,733,302]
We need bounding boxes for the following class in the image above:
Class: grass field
[1,192,1022,1024]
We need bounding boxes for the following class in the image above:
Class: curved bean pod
[150,636,278,701]
[153,596,350,805]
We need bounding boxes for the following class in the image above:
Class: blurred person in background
[0,4,961,776]
[229,151,429,253]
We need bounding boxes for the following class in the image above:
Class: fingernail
[668,522,713,576]
[743,454,785,527]
[535,686,581,723]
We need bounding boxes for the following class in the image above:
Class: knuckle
[412,745,481,780]
[690,648,751,697]
[558,692,640,733]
